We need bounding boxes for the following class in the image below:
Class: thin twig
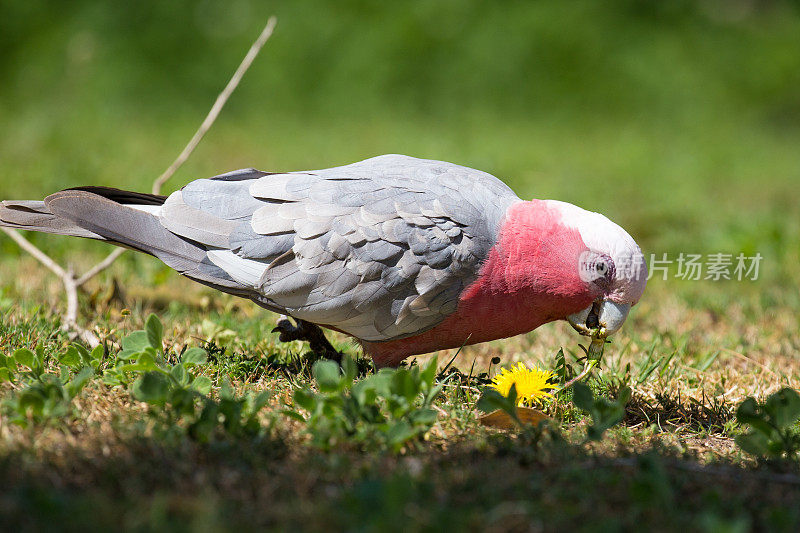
[61,270,100,347]
[2,16,278,347]
[1,228,101,346]
[76,248,125,288]
[152,16,277,194]
[63,267,78,327]
[1,228,67,279]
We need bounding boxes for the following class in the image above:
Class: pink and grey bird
[0,155,647,366]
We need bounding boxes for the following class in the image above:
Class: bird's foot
[271,316,342,363]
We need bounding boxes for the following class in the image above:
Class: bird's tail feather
[1,187,186,264]
[43,189,210,273]
[2,186,255,297]
[0,200,106,240]
[0,187,168,240]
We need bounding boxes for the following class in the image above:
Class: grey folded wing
[160,155,521,342]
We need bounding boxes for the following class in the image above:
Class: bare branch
[2,15,277,348]
[1,228,101,346]
[1,228,67,279]
[76,248,125,288]
[62,272,101,347]
[152,16,277,194]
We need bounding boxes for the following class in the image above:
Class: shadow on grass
[200,340,374,383]
[0,425,798,531]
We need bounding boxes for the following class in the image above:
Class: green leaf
[18,389,45,415]
[392,368,420,402]
[282,410,306,422]
[170,364,189,386]
[35,345,45,364]
[121,331,150,354]
[220,378,235,401]
[617,386,632,406]
[191,376,212,395]
[554,348,568,384]
[136,349,162,372]
[341,354,358,382]
[424,383,444,405]
[734,389,800,459]
[571,382,594,411]
[90,345,105,363]
[73,344,92,367]
[735,432,771,457]
[572,383,630,442]
[764,388,800,429]
[409,407,438,426]
[359,371,393,397]
[293,388,316,411]
[58,346,82,369]
[421,356,438,387]
[0,368,13,383]
[132,372,170,405]
[386,420,416,447]
[506,383,518,408]
[181,347,208,367]
[32,354,44,375]
[66,367,94,398]
[251,390,273,413]
[735,397,774,436]
[13,348,35,369]
[145,314,163,350]
[476,386,519,421]
[313,360,342,392]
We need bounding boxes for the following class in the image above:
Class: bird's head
[542,200,647,340]
[489,199,647,344]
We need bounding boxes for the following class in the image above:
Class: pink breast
[363,201,596,367]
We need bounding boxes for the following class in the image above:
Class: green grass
[2,1,800,530]
[0,306,798,531]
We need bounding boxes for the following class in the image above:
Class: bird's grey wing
[171,155,520,341]
[154,169,294,312]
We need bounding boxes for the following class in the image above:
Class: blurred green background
[1,0,799,302]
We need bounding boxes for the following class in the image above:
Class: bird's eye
[594,255,615,282]
[578,252,615,283]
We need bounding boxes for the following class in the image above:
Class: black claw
[272,317,341,362]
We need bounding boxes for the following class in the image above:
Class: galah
[0,155,647,367]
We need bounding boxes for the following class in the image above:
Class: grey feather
[3,155,521,343]
[251,207,296,235]
[209,168,268,182]
[250,173,314,201]
[229,223,293,260]
[160,192,238,248]
[182,179,264,221]
[0,200,104,239]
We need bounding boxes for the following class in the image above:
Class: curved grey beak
[567,300,631,337]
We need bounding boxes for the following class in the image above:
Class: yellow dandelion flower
[490,363,557,407]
